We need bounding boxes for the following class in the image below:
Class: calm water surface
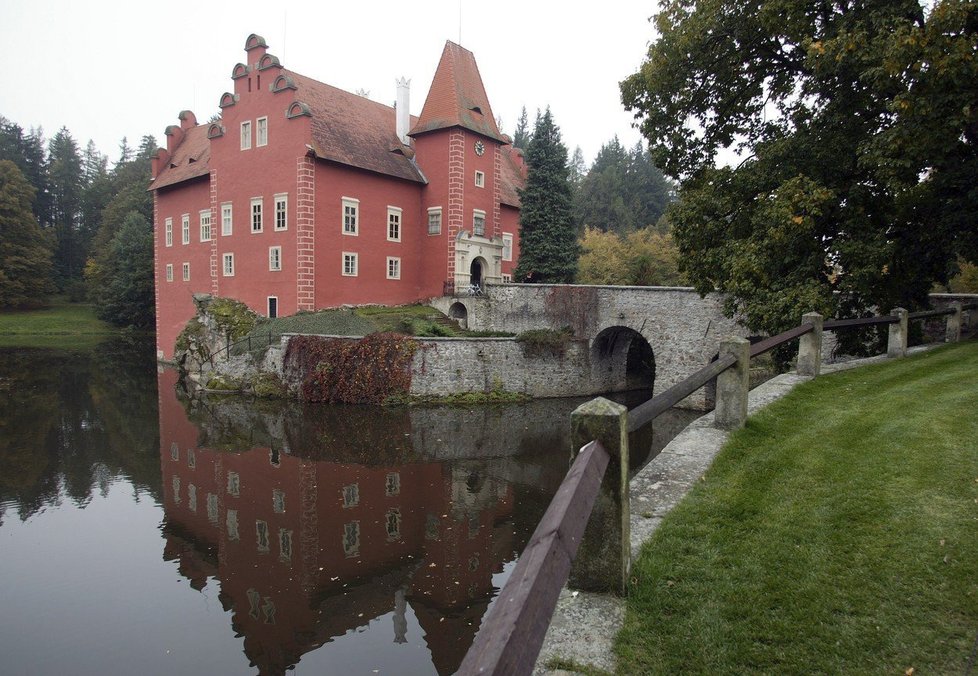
[0,339,697,675]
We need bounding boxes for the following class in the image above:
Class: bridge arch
[590,325,656,394]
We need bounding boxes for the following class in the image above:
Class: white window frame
[427,207,442,235]
[502,273,512,283]
[227,471,240,496]
[221,203,233,236]
[385,472,400,496]
[181,214,190,245]
[165,217,173,247]
[223,253,235,277]
[240,120,252,150]
[342,252,358,277]
[502,233,514,262]
[269,246,282,271]
[387,206,402,242]
[274,193,287,231]
[342,483,359,508]
[165,263,173,282]
[474,170,485,188]
[387,256,401,280]
[182,262,190,281]
[251,197,263,233]
[473,209,486,237]
[256,519,270,553]
[256,116,268,147]
[199,209,212,242]
[226,509,239,540]
[342,197,359,236]
[267,296,278,319]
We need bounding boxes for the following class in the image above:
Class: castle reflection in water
[157,370,695,674]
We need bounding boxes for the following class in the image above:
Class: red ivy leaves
[284,333,419,404]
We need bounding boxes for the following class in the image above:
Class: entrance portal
[469,258,485,293]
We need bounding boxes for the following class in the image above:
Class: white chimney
[396,77,411,145]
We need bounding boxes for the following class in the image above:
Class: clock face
[475,140,485,156]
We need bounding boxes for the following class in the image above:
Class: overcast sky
[1,0,661,167]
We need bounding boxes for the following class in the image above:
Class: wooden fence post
[797,312,823,377]
[946,302,962,343]
[888,307,908,358]
[570,397,629,595]
[715,337,750,430]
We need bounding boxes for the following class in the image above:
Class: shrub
[516,326,575,359]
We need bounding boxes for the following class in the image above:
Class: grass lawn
[0,299,115,348]
[616,341,978,674]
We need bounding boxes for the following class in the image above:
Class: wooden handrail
[627,354,736,433]
[823,315,899,330]
[749,323,814,358]
[909,307,955,320]
[457,440,611,676]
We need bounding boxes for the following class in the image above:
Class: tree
[512,106,530,150]
[0,161,54,308]
[92,211,155,328]
[621,0,978,339]
[574,138,675,234]
[47,127,83,287]
[514,108,579,283]
[577,226,681,286]
[0,119,50,224]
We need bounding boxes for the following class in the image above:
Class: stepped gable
[289,71,425,183]
[410,41,504,142]
[149,124,210,190]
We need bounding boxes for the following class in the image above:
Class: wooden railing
[457,301,973,675]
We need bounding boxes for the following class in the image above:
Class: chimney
[396,78,411,145]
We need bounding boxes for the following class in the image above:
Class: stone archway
[448,301,468,329]
[469,257,487,292]
[590,326,656,394]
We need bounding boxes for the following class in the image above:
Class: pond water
[0,339,698,675]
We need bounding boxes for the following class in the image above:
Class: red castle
[151,34,525,361]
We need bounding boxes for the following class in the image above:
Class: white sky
[1,0,661,167]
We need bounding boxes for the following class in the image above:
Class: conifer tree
[514,108,578,283]
[0,161,54,308]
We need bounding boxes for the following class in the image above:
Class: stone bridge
[432,284,749,408]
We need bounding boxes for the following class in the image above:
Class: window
[221,203,233,236]
[267,297,278,319]
[227,509,239,540]
[427,207,442,235]
[269,246,281,271]
[188,484,197,512]
[385,472,400,496]
[251,197,263,233]
[386,509,401,541]
[180,262,188,281]
[222,253,235,277]
[502,273,512,283]
[181,214,190,245]
[172,476,181,504]
[279,528,292,562]
[256,520,269,552]
[343,521,360,557]
[170,442,179,461]
[272,489,285,514]
[165,264,173,282]
[342,197,359,235]
[207,493,218,524]
[200,210,212,241]
[474,170,485,188]
[240,120,252,150]
[502,233,513,261]
[342,252,358,277]
[387,256,400,280]
[165,217,173,247]
[342,483,359,508]
[473,210,486,237]
[256,116,268,147]
[274,193,287,230]
[387,206,401,241]
[227,471,240,496]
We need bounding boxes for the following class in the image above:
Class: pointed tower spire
[411,41,505,142]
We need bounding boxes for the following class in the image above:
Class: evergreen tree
[0,161,54,308]
[47,128,84,287]
[514,108,578,283]
[0,119,50,224]
[80,140,111,257]
[512,106,530,150]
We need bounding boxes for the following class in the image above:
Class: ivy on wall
[284,333,419,404]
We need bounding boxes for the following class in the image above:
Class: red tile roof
[410,42,504,142]
[149,125,210,190]
[288,71,424,183]
[499,145,526,208]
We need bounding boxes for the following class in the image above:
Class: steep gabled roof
[149,125,210,190]
[290,71,425,183]
[410,41,505,142]
[499,145,526,208]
